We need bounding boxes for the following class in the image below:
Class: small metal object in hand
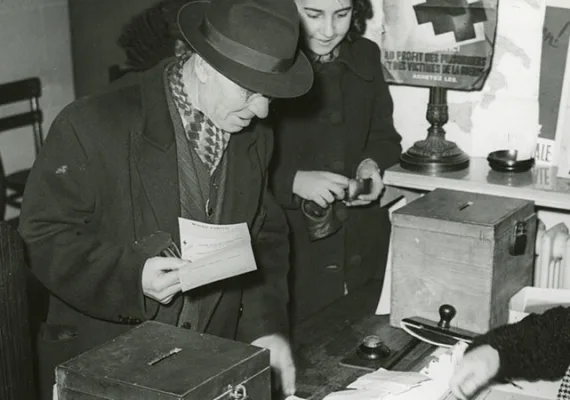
[346,178,372,201]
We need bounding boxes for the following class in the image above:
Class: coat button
[239,304,244,317]
[181,322,192,330]
[325,264,340,271]
[348,255,362,267]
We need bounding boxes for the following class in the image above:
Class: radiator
[534,220,570,289]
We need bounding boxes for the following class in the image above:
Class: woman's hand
[449,345,501,399]
[293,170,349,208]
[345,159,383,207]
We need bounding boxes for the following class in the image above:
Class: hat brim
[178,1,313,99]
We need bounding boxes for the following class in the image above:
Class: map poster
[555,38,570,178]
[378,0,498,91]
[538,1,570,166]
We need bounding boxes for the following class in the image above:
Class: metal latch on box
[509,221,528,256]
[228,384,248,399]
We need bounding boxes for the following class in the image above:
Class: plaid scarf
[558,366,570,399]
[167,52,230,175]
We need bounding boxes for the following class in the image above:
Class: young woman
[270,0,402,323]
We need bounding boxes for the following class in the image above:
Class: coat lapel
[131,60,180,243]
[175,121,207,221]
[219,124,263,225]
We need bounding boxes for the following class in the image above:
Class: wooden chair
[0,222,36,399]
[0,77,43,217]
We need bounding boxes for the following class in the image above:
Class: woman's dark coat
[271,37,402,322]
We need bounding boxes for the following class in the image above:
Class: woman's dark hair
[347,0,374,41]
[118,0,188,71]
[118,0,374,70]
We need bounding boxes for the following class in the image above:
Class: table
[383,157,570,211]
[292,282,434,400]
[292,284,545,400]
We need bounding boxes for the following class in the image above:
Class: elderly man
[18,0,312,399]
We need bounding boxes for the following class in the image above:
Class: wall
[372,0,570,229]
[0,0,158,220]
[2,0,568,225]
[368,0,543,158]
[68,0,159,98]
[0,0,75,219]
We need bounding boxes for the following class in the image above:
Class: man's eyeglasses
[245,89,273,104]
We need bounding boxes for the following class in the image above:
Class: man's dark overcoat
[19,60,290,399]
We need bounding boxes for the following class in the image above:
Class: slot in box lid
[392,189,534,240]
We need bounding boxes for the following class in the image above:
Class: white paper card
[376,196,409,315]
[348,369,430,392]
[179,218,250,259]
[323,364,453,400]
[508,286,570,323]
[177,218,257,291]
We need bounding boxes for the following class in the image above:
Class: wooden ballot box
[55,321,271,399]
[390,188,537,334]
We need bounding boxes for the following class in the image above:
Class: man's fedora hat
[178,0,313,98]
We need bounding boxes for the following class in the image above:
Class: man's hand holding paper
[141,257,186,304]
[176,218,257,291]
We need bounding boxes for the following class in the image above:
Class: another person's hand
[251,334,296,396]
[293,170,349,208]
[449,345,501,399]
[141,257,186,304]
[345,159,383,207]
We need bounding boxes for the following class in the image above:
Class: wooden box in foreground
[55,321,270,399]
[390,189,536,334]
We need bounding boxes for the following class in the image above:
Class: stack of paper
[316,338,562,400]
[321,370,440,400]
[177,218,257,291]
[321,343,469,400]
[420,342,468,382]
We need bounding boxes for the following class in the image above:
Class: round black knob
[438,304,456,329]
[358,335,391,360]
